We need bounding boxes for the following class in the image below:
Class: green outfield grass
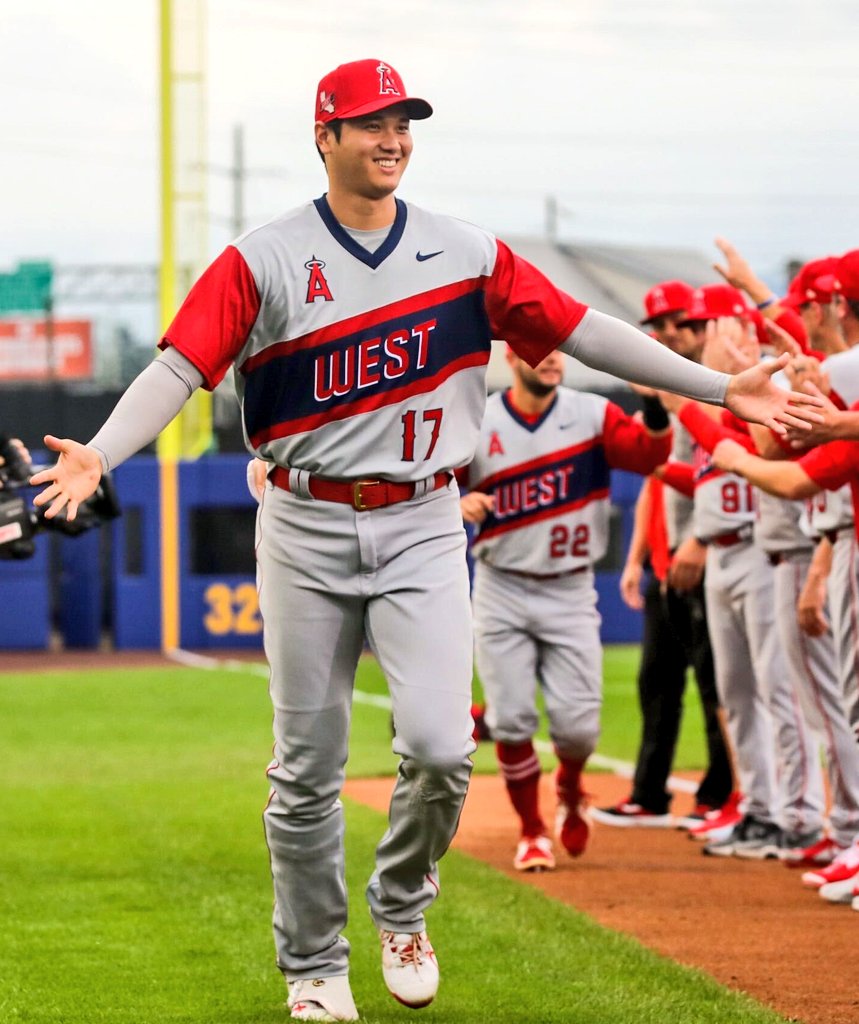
[0,655,784,1024]
[351,644,707,776]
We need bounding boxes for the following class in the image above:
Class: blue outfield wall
[0,455,645,650]
[177,458,262,650]
[0,534,50,650]
[111,455,261,650]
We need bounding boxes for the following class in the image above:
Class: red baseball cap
[781,256,839,308]
[315,59,432,124]
[831,250,859,302]
[639,280,695,325]
[679,283,751,324]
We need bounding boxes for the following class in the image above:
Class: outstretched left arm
[560,311,823,433]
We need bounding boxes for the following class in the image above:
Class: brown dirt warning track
[345,772,859,1024]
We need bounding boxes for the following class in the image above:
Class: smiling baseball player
[31,59,824,1022]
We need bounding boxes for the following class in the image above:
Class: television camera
[0,435,121,560]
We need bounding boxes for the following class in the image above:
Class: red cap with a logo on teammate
[639,280,695,325]
[781,256,839,308]
[679,283,751,324]
[315,59,433,124]
[831,250,859,302]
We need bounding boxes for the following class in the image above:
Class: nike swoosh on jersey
[416,250,444,262]
[558,422,576,429]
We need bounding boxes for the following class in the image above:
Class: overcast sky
[3,0,858,287]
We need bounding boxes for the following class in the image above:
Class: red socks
[496,740,544,838]
[555,754,586,805]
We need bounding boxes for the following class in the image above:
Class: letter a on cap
[377,62,400,96]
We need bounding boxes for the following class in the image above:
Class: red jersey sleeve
[659,461,696,498]
[678,402,754,454]
[799,440,859,491]
[645,477,671,582]
[484,240,588,368]
[159,245,261,391]
[602,401,672,473]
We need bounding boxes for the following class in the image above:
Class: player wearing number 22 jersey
[459,358,671,871]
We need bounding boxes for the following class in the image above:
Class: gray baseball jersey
[463,386,670,758]
[664,418,695,550]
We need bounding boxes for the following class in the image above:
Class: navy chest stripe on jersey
[240,277,487,375]
[475,488,611,544]
[313,195,408,269]
[472,444,611,540]
[695,461,725,484]
[474,439,602,494]
[501,390,557,432]
[248,350,489,446]
[243,288,492,444]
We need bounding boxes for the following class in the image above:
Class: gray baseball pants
[705,541,782,824]
[828,532,859,738]
[256,480,476,980]
[776,547,859,846]
[772,550,848,837]
[473,562,602,761]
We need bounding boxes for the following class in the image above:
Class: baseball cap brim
[639,308,685,325]
[324,96,433,122]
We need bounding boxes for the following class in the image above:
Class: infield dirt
[345,772,859,1024]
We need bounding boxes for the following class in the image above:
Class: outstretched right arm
[31,348,204,520]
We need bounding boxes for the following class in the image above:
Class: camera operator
[0,436,32,487]
[0,434,120,560]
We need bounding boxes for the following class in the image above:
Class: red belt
[709,529,752,548]
[270,466,450,512]
[492,565,589,581]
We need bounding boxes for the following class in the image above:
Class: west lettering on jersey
[313,320,436,401]
[474,441,610,542]
[494,466,575,518]
[305,257,334,304]
[242,284,491,445]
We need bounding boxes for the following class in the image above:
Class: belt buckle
[352,479,382,511]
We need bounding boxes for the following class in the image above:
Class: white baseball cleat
[287,975,359,1021]
[379,929,439,1008]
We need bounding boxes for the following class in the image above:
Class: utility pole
[545,195,558,242]
[231,123,245,237]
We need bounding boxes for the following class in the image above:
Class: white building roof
[487,236,716,393]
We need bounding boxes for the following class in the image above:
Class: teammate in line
[459,345,672,871]
[712,406,859,909]
[30,59,823,1022]
[593,280,733,832]
[655,307,856,864]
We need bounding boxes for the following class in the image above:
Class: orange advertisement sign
[0,318,93,380]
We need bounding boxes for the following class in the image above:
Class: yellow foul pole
[158,0,181,651]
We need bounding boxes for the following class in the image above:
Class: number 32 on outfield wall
[203,582,262,636]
